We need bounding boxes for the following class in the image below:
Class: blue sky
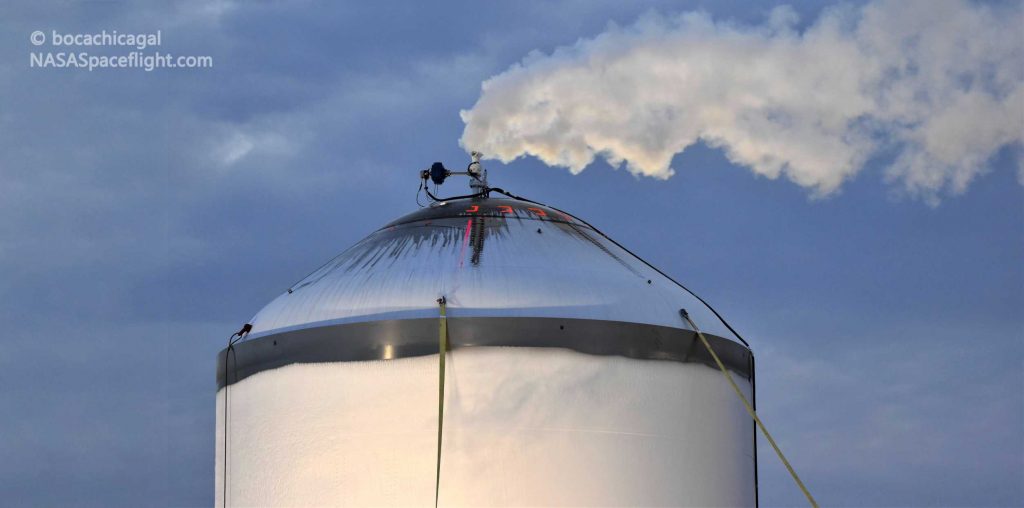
[0,1,1021,506]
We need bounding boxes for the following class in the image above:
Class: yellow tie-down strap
[435,297,448,508]
[679,309,819,508]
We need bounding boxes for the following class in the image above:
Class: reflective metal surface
[218,317,752,388]
[246,197,739,341]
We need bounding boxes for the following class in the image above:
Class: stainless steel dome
[247,196,738,340]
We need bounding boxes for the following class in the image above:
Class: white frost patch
[216,347,754,506]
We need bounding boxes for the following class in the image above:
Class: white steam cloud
[460,0,1023,202]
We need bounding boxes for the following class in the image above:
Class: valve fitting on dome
[468,151,488,193]
[418,152,490,203]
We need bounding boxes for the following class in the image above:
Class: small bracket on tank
[419,152,490,202]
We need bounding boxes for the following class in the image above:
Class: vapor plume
[460,0,1023,202]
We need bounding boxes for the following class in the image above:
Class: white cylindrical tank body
[217,197,756,507]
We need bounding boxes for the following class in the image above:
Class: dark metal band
[217,317,753,388]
